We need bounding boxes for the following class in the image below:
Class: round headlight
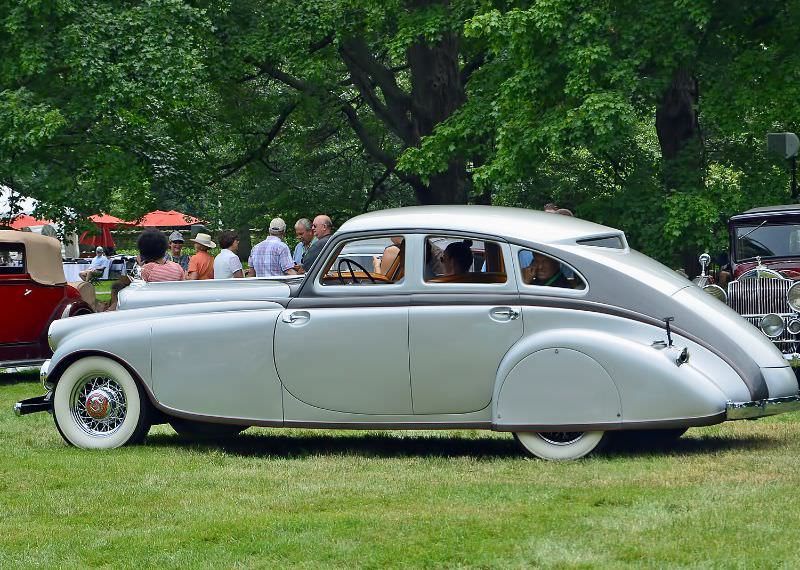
[703,284,727,303]
[760,313,785,338]
[788,282,800,312]
[788,319,800,335]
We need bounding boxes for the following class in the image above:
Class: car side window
[518,249,586,290]
[0,244,25,275]
[320,236,405,286]
[424,236,507,284]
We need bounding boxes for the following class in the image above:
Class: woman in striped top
[137,230,186,282]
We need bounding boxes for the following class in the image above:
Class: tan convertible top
[0,230,66,285]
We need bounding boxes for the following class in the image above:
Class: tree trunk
[407,25,469,205]
[237,225,252,263]
[655,68,704,276]
[655,68,702,192]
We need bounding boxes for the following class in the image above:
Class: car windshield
[734,223,800,262]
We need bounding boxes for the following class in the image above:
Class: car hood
[118,277,294,311]
[733,259,800,280]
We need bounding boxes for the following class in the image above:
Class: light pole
[767,132,800,200]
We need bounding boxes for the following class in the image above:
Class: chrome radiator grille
[728,278,792,316]
[728,278,798,352]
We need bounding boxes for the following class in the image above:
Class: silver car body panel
[36,206,799,431]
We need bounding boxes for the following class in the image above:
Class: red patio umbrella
[137,210,202,227]
[79,213,131,249]
[9,214,53,229]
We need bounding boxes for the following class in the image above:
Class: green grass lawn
[2,372,800,568]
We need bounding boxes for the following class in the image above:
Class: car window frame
[0,242,27,276]
[418,233,517,293]
[308,232,411,296]
[512,244,589,297]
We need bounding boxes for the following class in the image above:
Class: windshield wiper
[738,220,766,241]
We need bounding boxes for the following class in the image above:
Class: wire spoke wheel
[70,374,128,437]
[53,356,150,449]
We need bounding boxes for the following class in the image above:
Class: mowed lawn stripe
[2,376,800,568]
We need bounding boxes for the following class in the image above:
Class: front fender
[48,320,153,389]
[493,327,732,430]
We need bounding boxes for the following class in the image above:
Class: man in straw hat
[188,232,216,280]
[247,217,298,277]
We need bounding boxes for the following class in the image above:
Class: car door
[274,234,413,415]
[0,243,64,345]
[409,235,523,414]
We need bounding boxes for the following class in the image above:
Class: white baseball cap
[270,217,287,232]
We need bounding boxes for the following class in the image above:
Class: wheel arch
[48,349,159,409]
[492,327,730,430]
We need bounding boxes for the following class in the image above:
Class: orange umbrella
[137,210,203,227]
[80,213,131,248]
[9,214,53,229]
[89,213,129,225]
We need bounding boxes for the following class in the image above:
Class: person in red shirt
[137,231,186,282]
[188,233,215,280]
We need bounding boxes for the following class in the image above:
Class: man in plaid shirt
[247,218,299,277]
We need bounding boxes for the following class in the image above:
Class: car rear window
[0,243,25,274]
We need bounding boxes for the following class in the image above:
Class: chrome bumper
[13,393,53,416]
[726,396,800,420]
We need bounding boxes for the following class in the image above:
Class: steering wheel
[336,258,377,285]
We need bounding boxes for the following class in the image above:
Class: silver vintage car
[14,206,800,459]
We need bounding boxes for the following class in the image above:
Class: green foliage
[4,0,800,266]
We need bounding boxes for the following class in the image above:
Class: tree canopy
[2,0,800,267]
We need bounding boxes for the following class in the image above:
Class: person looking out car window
[441,240,473,276]
[523,254,572,288]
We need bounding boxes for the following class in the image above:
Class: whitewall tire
[53,356,150,449]
[514,430,608,460]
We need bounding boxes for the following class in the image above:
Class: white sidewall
[53,356,142,449]
[515,430,605,460]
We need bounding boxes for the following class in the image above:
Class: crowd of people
[130,213,335,285]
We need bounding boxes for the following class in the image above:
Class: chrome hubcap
[538,431,585,446]
[85,389,112,419]
[70,375,127,436]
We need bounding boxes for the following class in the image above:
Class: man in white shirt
[79,247,109,281]
[213,231,244,279]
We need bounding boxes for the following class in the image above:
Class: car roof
[731,204,800,223]
[338,206,624,246]
[0,230,66,285]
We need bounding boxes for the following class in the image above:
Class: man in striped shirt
[137,230,186,282]
[247,218,298,277]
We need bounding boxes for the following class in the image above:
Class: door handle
[282,310,310,324]
[24,289,32,296]
[490,307,519,320]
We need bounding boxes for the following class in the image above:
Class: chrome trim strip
[495,412,727,432]
[726,396,800,420]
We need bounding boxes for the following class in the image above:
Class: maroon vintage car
[698,204,800,368]
[0,231,95,369]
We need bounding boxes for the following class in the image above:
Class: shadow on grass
[0,369,39,386]
[143,429,778,460]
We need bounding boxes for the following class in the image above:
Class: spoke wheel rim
[537,431,585,446]
[69,374,127,437]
